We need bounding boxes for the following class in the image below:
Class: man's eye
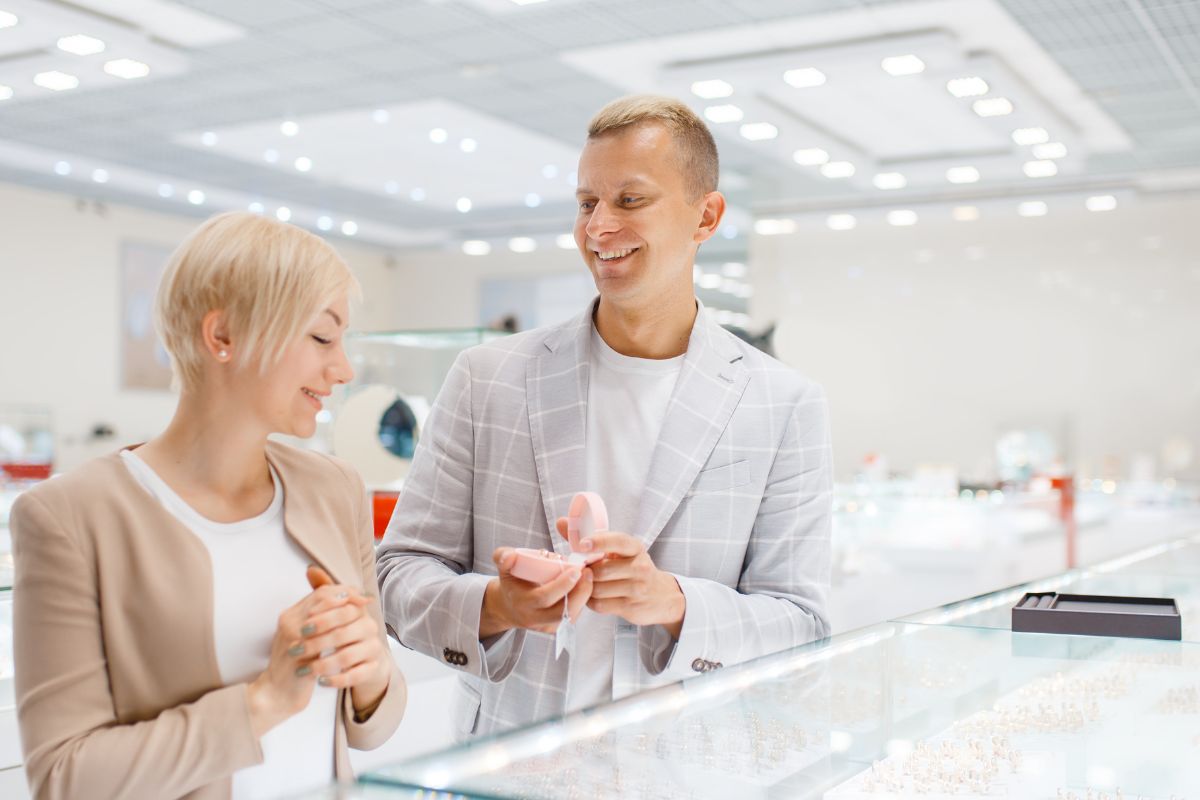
[579,201,594,211]
[312,335,332,345]
[622,197,640,205]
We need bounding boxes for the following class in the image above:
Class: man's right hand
[479,547,594,639]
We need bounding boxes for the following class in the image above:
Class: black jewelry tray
[1012,592,1181,641]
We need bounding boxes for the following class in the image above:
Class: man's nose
[585,200,620,239]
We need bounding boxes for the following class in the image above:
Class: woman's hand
[246,567,373,736]
[296,566,392,719]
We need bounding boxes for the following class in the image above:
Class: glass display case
[360,619,1200,799]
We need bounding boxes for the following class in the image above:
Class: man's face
[574,123,712,307]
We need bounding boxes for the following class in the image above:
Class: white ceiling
[0,0,1196,251]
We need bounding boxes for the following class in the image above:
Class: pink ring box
[510,492,607,584]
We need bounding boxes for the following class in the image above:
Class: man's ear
[694,190,726,244]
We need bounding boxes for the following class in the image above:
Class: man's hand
[479,547,594,639]
[555,518,686,639]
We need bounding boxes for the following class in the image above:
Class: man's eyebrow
[575,180,651,196]
[324,308,343,326]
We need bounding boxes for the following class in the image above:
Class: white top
[120,450,337,800]
[567,324,684,712]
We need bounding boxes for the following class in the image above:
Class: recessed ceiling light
[1023,160,1058,178]
[509,237,537,253]
[456,197,472,213]
[316,215,333,231]
[384,180,400,195]
[542,164,558,179]
[827,214,857,231]
[946,76,989,98]
[201,131,217,146]
[887,210,918,226]
[429,128,448,144]
[275,206,291,221]
[524,193,541,208]
[739,122,778,141]
[556,234,575,250]
[157,183,174,198]
[722,262,747,278]
[410,187,426,202]
[371,109,390,124]
[721,224,738,239]
[463,240,491,255]
[1086,195,1117,212]
[953,205,980,222]
[873,172,906,190]
[881,55,925,76]
[280,120,299,137]
[793,148,829,166]
[703,104,743,124]
[698,273,722,289]
[1012,127,1050,146]
[91,168,108,183]
[103,59,150,79]
[754,218,796,236]
[946,166,980,184]
[1018,200,1048,217]
[188,190,205,205]
[509,0,548,5]
[972,97,1014,117]
[0,84,11,100]
[263,148,279,163]
[691,79,733,99]
[820,161,855,179]
[567,171,578,186]
[248,201,264,213]
[57,34,106,55]
[783,67,826,88]
[341,221,358,236]
[0,10,17,28]
[53,160,71,176]
[1032,142,1067,159]
[34,71,79,91]
[294,156,312,172]
[460,138,478,153]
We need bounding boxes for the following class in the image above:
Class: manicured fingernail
[318,676,332,687]
[335,591,348,600]
[301,624,317,636]
[580,539,594,551]
[295,665,312,677]
[288,644,305,657]
[568,569,581,581]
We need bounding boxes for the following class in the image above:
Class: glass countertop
[361,622,1200,799]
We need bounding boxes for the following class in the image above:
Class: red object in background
[372,491,400,540]
[1051,475,1077,568]
[2,462,52,481]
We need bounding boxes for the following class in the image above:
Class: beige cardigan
[10,441,407,800]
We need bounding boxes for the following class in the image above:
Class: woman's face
[246,293,354,439]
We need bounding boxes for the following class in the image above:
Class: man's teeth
[597,248,635,261]
[303,389,320,400]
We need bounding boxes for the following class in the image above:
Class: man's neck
[594,288,697,360]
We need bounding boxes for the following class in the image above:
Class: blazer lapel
[268,447,361,587]
[633,305,749,551]
[526,303,594,556]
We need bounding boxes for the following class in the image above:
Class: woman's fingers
[301,602,368,638]
[310,641,381,684]
[290,615,375,659]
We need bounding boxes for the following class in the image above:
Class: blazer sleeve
[375,350,527,683]
[332,459,407,750]
[638,381,834,680]
[10,490,264,800]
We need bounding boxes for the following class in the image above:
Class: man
[377,95,832,739]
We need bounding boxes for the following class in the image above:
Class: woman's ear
[200,309,233,361]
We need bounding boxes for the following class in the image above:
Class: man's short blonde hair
[154,211,360,390]
[587,94,719,198]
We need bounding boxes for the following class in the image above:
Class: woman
[10,212,406,799]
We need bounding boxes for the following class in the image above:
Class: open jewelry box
[1011,592,1182,641]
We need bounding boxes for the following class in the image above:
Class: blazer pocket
[690,460,751,493]
[453,679,482,739]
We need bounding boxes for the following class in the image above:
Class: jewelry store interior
[2,0,1200,798]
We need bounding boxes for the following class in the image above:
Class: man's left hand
[555,518,686,639]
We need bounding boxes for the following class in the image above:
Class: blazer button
[713,662,723,670]
[691,658,706,673]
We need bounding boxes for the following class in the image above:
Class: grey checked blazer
[376,299,832,739]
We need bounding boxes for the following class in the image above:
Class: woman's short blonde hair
[154,211,360,390]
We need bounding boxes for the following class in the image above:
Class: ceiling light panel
[177,99,581,212]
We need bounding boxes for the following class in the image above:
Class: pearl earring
[218,349,228,360]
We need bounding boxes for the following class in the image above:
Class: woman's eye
[312,335,332,345]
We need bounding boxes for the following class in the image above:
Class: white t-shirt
[566,324,684,712]
[120,450,338,800]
